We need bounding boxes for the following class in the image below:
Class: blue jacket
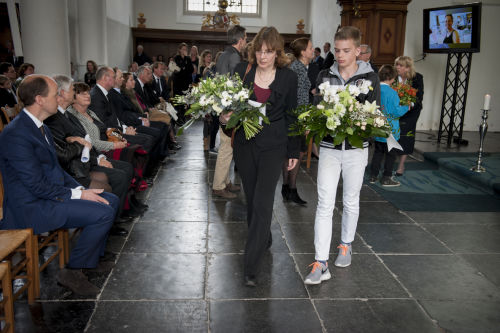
[0,111,81,234]
[376,83,409,142]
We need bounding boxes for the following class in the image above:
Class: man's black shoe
[83,261,115,273]
[115,216,134,224]
[110,226,128,236]
[130,195,148,209]
[57,268,100,296]
[244,275,257,287]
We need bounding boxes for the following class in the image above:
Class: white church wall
[106,0,134,71]
[404,0,500,131]
[308,0,341,55]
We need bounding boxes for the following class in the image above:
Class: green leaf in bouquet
[347,135,363,148]
[371,127,390,138]
[346,127,354,135]
[176,118,195,136]
[333,134,345,146]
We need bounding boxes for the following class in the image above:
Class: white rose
[316,104,325,110]
[212,103,223,114]
[348,85,361,96]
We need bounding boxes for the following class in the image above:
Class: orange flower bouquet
[392,82,417,106]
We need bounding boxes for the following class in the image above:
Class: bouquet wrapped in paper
[172,73,268,139]
[391,82,417,106]
[291,81,391,148]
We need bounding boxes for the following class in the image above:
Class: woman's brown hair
[86,60,97,73]
[248,26,290,68]
[121,72,144,112]
[73,82,90,96]
[290,37,310,60]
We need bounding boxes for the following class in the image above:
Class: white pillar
[20,0,71,76]
[77,0,107,69]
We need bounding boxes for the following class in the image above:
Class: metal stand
[437,52,473,146]
[471,109,489,173]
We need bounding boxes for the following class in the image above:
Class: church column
[76,0,108,74]
[19,0,71,76]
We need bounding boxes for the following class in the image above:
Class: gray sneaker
[304,261,331,285]
[381,176,400,187]
[334,244,352,267]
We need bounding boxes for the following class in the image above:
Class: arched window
[185,0,261,16]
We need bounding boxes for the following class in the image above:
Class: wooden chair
[34,230,68,297]
[0,229,38,304]
[0,262,15,333]
[0,173,3,220]
[0,107,11,125]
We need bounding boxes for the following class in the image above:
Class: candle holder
[470,108,489,173]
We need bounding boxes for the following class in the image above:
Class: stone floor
[10,124,500,332]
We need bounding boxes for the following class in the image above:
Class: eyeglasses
[256,50,276,57]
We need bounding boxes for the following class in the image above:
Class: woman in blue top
[369,65,409,186]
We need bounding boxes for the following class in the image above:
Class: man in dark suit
[0,62,17,94]
[311,47,324,68]
[109,68,172,156]
[322,42,334,70]
[133,65,180,150]
[0,75,119,296]
[89,66,155,154]
[151,62,169,101]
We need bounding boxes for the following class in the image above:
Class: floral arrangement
[291,80,391,148]
[392,82,417,106]
[172,73,268,139]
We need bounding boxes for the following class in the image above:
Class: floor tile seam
[84,165,157,331]
[208,297,312,302]
[139,220,209,223]
[208,221,247,224]
[97,297,208,301]
[357,232,414,299]
[205,162,213,333]
[364,250,442,327]
[400,211,459,255]
[120,251,208,254]
[276,214,327,332]
[311,297,414,301]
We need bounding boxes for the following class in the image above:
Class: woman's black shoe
[281,184,290,201]
[289,188,307,205]
[130,195,148,209]
[244,275,257,287]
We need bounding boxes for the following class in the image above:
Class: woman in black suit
[222,26,300,287]
[394,56,424,176]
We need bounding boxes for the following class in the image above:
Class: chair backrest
[1,107,11,125]
[0,172,3,220]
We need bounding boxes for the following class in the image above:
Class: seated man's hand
[81,189,109,204]
[98,159,113,168]
[125,127,137,135]
[67,136,92,149]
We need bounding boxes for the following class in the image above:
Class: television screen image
[423,3,481,53]
[429,7,472,49]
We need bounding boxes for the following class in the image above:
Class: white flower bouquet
[291,80,390,148]
[172,73,269,139]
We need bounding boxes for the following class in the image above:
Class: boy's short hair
[334,26,361,47]
[378,64,397,82]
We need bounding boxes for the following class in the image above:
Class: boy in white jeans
[304,26,380,285]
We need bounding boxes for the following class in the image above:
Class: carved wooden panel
[338,0,412,66]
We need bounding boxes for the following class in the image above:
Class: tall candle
[483,94,491,110]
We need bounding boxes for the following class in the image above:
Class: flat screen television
[423,3,481,53]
